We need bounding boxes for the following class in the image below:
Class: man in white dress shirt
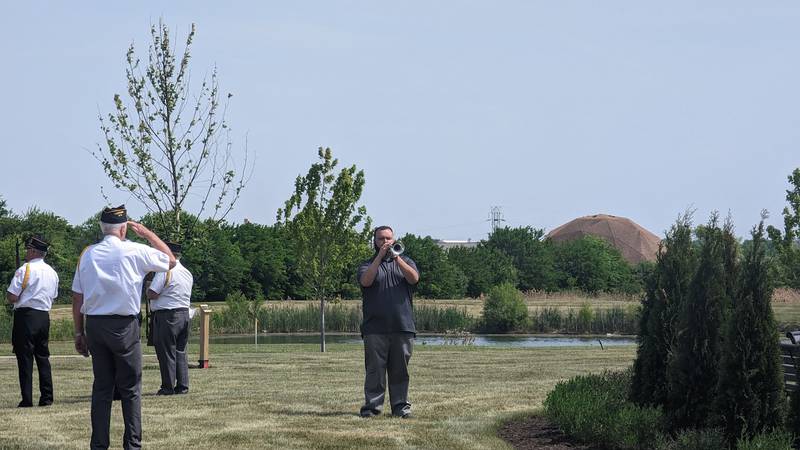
[147,241,194,395]
[71,205,175,450]
[6,235,59,408]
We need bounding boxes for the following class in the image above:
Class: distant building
[547,214,661,265]
[435,239,480,250]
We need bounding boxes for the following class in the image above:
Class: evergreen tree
[716,218,786,444]
[631,214,695,407]
[665,214,726,431]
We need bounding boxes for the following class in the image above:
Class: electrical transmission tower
[487,206,506,234]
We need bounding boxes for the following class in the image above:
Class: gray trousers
[361,333,414,416]
[86,316,142,450]
[153,308,190,392]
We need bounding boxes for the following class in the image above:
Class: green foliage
[631,214,696,408]
[544,369,664,450]
[400,234,467,299]
[666,214,729,431]
[716,219,786,444]
[767,168,800,289]
[276,148,372,350]
[230,222,294,299]
[554,235,641,294]
[448,245,517,297]
[276,147,372,302]
[481,282,528,332]
[484,226,558,291]
[664,428,726,450]
[413,304,474,332]
[736,429,794,450]
[184,220,248,301]
[96,21,249,241]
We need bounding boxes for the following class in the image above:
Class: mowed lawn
[0,342,635,449]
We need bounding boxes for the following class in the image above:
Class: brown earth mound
[547,214,661,265]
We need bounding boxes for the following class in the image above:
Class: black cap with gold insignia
[25,235,50,252]
[166,242,182,254]
[100,205,128,224]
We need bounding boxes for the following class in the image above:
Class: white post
[255,317,258,347]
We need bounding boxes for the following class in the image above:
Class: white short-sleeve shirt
[72,235,170,316]
[6,258,59,311]
[149,260,193,311]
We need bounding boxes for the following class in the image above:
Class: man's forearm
[6,292,18,304]
[359,259,382,287]
[145,232,176,269]
[396,258,419,284]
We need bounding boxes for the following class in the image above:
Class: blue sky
[1,2,799,240]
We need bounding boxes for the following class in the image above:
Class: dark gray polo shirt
[357,255,419,336]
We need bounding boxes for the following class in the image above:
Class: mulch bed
[498,415,608,450]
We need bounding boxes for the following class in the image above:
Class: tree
[485,226,558,291]
[716,217,786,444]
[631,214,696,407]
[180,219,248,301]
[399,234,467,299]
[482,282,528,332]
[277,148,372,352]
[665,214,728,431]
[230,222,293,300]
[448,245,517,298]
[767,168,800,288]
[95,21,251,241]
[553,236,640,294]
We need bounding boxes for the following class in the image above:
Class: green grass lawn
[0,342,635,449]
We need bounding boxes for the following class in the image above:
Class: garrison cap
[100,205,128,224]
[25,235,50,252]
[166,242,182,254]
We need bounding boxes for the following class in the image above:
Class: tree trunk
[320,297,326,352]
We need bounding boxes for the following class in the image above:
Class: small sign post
[198,304,213,368]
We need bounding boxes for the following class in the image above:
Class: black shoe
[18,401,33,408]
[174,388,189,395]
[359,409,380,418]
[393,411,412,419]
[38,400,53,407]
[156,388,174,396]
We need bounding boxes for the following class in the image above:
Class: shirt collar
[103,235,122,243]
[28,257,43,264]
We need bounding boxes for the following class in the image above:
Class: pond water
[197,334,636,348]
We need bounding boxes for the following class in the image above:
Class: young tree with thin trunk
[277,148,372,352]
[95,20,251,241]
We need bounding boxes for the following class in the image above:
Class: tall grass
[529,305,640,334]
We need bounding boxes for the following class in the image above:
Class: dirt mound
[547,214,661,265]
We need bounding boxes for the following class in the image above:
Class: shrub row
[543,369,794,450]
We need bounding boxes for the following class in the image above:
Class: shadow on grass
[271,408,360,418]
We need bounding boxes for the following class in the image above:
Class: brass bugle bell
[390,241,404,257]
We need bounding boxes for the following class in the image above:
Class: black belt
[152,308,189,314]
[86,314,137,319]
[14,307,48,313]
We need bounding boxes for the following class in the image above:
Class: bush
[736,429,794,450]
[664,428,726,450]
[544,369,664,449]
[482,283,527,332]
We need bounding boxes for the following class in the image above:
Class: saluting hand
[127,221,152,239]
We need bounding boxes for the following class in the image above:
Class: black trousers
[12,307,53,406]
[153,308,190,392]
[360,333,414,416]
[86,315,142,450]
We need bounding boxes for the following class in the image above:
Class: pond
[197,334,636,348]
